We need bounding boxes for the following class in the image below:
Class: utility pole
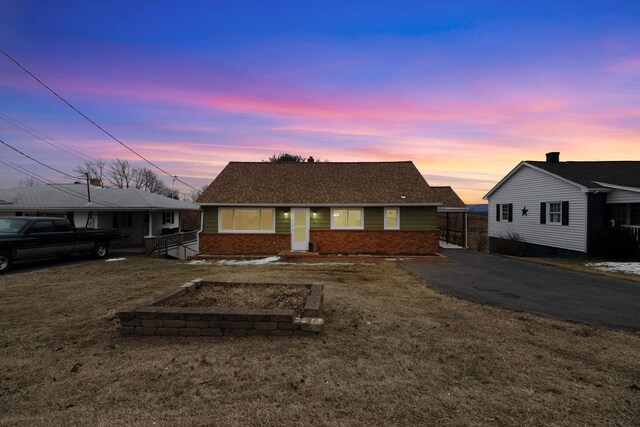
[85,173,91,203]
[172,176,177,199]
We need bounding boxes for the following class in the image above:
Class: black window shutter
[540,202,546,224]
[562,201,569,226]
[496,204,501,222]
[508,204,513,222]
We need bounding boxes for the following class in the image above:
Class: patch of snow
[273,262,375,266]
[105,258,126,262]
[216,256,281,265]
[188,260,210,265]
[439,240,464,249]
[586,262,640,276]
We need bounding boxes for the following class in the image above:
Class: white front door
[291,208,310,251]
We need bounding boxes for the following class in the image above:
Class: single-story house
[0,183,201,249]
[197,160,447,255]
[484,152,640,257]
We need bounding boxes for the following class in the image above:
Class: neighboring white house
[484,152,640,257]
[0,184,201,250]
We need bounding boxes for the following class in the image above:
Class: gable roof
[0,185,200,211]
[527,161,640,189]
[431,186,466,208]
[484,159,640,199]
[198,161,442,205]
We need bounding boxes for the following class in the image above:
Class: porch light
[284,211,289,218]
[312,210,317,218]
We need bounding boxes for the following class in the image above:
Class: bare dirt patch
[164,282,308,314]
[1,257,639,425]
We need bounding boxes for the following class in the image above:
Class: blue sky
[1,1,639,202]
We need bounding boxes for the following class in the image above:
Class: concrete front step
[277,251,320,259]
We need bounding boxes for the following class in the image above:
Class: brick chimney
[546,152,560,162]
[307,156,315,163]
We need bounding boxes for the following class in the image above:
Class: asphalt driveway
[402,249,640,330]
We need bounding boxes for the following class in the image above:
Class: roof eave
[484,161,588,199]
[198,202,442,207]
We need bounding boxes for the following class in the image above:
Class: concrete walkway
[402,249,640,330]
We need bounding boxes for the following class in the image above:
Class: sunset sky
[1,1,639,203]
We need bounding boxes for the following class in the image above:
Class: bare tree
[76,158,177,198]
[265,153,306,163]
[107,159,135,188]
[184,185,209,203]
[74,159,106,182]
[19,178,40,187]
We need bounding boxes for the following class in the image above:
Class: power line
[0,49,201,192]
[0,136,79,179]
[0,155,125,208]
[0,112,96,164]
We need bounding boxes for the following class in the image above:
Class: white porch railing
[622,225,640,242]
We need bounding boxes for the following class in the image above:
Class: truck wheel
[92,242,109,259]
[0,252,13,274]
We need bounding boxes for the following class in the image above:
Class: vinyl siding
[310,207,330,229]
[399,206,436,229]
[203,206,218,232]
[606,189,640,204]
[487,166,588,253]
[275,208,290,233]
[364,207,384,229]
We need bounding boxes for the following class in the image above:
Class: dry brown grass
[165,283,308,314]
[515,256,640,284]
[1,256,640,426]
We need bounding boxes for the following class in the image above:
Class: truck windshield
[0,218,30,233]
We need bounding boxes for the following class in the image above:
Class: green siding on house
[201,205,436,233]
[310,207,330,229]
[202,206,218,232]
[400,206,437,229]
[364,207,384,229]
[275,208,290,233]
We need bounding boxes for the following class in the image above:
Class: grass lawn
[1,256,639,425]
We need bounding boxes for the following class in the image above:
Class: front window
[501,204,510,221]
[331,208,363,229]
[549,202,561,224]
[162,212,175,224]
[384,207,399,230]
[219,208,274,233]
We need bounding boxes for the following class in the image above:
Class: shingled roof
[527,161,640,189]
[198,161,442,205]
[431,186,466,208]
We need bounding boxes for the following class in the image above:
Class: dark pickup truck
[0,217,121,274]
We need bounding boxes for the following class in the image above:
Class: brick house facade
[197,161,448,255]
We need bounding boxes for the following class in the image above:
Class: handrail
[143,231,199,256]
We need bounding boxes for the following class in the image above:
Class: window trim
[501,204,510,221]
[384,207,400,230]
[548,201,562,225]
[330,207,364,230]
[218,207,276,234]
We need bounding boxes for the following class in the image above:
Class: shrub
[494,230,526,256]
[592,225,640,260]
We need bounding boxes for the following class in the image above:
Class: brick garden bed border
[117,279,324,337]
